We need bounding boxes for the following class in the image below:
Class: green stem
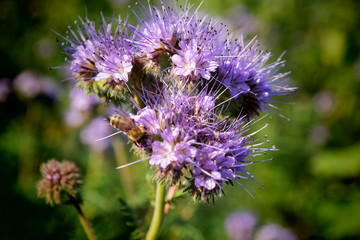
[69,195,97,240]
[145,183,166,240]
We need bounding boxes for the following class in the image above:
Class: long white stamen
[96,131,123,141]
[116,157,149,169]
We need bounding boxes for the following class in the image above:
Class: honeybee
[108,113,153,153]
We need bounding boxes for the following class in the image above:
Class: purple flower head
[61,16,135,98]
[150,128,197,183]
[58,1,295,203]
[95,51,133,83]
[218,38,295,118]
[70,39,100,81]
[255,224,298,240]
[169,91,215,129]
[150,128,196,169]
[129,2,223,81]
[225,211,257,240]
[59,1,294,120]
[171,39,218,80]
[129,2,182,59]
[187,124,253,201]
[127,88,270,201]
[130,90,210,177]
[132,90,216,138]
[192,149,223,192]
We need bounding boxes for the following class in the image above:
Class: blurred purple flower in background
[225,211,257,240]
[64,110,84,128]
[80,117,113,152]
[255,224,297,240]
[13,71,59,99]
[64,88,103,128]
[68,88,100,112]
[225,212,298,240]
[227,7,258,35]
[313,90,335,116]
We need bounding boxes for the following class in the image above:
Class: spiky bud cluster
[37,159,82,205]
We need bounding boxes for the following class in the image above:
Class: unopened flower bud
[37,159,82,206]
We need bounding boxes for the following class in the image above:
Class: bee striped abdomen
[108,114,145,142]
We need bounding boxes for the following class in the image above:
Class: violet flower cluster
[59,2,294,201]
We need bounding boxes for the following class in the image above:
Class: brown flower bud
[37,159,82,206]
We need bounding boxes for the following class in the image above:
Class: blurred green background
[1,0,360,239]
